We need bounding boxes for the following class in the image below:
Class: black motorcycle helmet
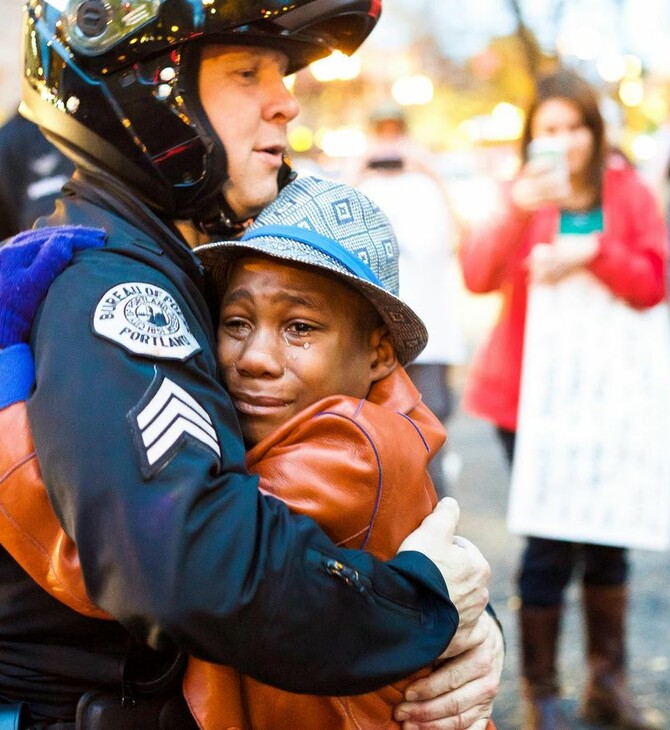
[21,0,382,232]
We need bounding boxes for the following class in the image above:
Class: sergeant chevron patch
[129,375,221,478]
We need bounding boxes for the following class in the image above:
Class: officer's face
[217,255,391,446]
[200,46,299,221]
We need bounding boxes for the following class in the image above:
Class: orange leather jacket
[185,366,444,729]
[0,367,494,729]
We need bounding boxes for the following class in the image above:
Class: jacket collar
[357,366,422,415]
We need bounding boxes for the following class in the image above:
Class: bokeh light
[391,74,434,106]
[315,127,366,158]
[309,52,361,82]
[619,78,644,107]
[288,125,313,154]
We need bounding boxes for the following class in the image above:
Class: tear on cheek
[281,334,311,361]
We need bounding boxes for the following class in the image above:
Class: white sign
[508,270,670,551]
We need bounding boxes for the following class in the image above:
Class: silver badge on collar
[93,282,201,360]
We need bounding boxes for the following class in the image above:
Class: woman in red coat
[461,69,667,730]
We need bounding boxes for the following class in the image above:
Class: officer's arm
[28,256,458,696]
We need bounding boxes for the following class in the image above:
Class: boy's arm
[0,228,108,616]
[0,398,108,618]
[0,343,34,408]
[0,226,106,352]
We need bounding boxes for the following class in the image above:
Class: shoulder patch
[129,375,222,479]
[92,282,201,360]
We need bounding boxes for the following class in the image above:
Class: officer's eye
[236,66,259,82]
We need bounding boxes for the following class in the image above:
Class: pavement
[444,392,670,729]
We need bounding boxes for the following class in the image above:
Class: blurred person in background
[460,68,667,730]
[0,111,73,239]
[636,112,670,221]
[355,101,467,498]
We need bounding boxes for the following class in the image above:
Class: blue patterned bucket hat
[195,176,428,365]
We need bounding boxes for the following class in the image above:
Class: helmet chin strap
[195,158,297,239]
[196,194,251,239]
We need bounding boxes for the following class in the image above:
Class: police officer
[0,0,502,727]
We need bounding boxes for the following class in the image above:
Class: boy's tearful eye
[282,321,317,350]
[222,317,252,339]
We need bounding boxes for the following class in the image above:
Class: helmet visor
[51,0,379,73]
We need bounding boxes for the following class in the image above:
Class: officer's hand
[0,226,105,347]
[394,611,504,729]
[398,498,490,627]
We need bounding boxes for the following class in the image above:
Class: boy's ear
[369,326,398,382]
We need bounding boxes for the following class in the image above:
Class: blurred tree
[507,0,543,79]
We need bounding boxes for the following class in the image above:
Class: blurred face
[373,118,406,140]
[217,256,392,446]
[199,46,300,220]
[531,97,593,179]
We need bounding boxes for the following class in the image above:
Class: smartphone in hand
[529,135,568,169]
[527,136,570,194]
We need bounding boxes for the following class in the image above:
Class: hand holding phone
[527,136,570,188]
[512,136,571,210]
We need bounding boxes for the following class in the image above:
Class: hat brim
[196,236,428,366]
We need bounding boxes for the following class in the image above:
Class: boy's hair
[196,176,428,365]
